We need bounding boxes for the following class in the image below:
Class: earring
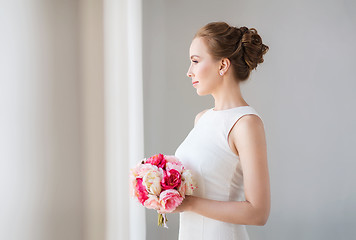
[220,71,223,76]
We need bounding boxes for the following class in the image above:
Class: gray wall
[143,0,356,239]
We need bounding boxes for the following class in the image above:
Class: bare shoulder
[234,114,265,133]
[194,108,210,126]
[230,114,266,156]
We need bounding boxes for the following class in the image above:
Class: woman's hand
[172,195,194,213]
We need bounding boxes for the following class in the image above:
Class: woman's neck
[211,78,248,110]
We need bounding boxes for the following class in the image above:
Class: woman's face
[187,37,221,96]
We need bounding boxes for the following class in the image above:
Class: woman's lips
[192,81,199,85]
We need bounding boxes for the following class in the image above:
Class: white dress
[175,106,262,240]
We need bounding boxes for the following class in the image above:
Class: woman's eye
[192,60,198,63]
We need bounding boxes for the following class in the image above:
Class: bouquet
[129,153,196,228]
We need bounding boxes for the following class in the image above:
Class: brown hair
[194,21,269,81]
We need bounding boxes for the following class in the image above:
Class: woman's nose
[187,67,193,78]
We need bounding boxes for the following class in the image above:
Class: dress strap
[225,107,262,142]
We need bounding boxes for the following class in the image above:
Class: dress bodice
[175,106,262,240]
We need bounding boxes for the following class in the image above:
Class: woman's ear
[219,58,230,73]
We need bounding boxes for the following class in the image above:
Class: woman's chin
[196,89,209,96]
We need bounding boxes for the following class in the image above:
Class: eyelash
[192,60,198,63]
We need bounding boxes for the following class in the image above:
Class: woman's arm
[174,114,270,226]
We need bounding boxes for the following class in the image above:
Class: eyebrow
[190,55,200,59]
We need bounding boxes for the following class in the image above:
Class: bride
[174,21,271,240]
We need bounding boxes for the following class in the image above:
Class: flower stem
[158,213,163,227]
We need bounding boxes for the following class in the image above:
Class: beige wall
[0,1,83,240]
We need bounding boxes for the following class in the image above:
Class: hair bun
[239,26,249,36]
[239,27,269,71]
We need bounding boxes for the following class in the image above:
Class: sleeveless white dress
[175,106,262,240]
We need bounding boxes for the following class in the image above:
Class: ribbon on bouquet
[158,213,168,228]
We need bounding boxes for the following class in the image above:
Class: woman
[174,21,270,240]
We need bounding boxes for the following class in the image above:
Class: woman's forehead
[189,38,208,57]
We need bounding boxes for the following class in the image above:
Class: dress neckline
[210,105,250,112]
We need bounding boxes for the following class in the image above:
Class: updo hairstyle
[194,21,269,81]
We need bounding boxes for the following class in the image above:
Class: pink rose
[144,195,160,210]
[161,169,181,190]
[164,155,179,163]
[159,189,183,213]
[130,162,142,178]
[135,178,148,205]
[166,161,183,173]
[129,169,138,197]
[146,153,167,169]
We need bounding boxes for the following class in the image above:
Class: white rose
[142,169,162,196]
[138,164,158,178]
[181,170,196,196]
